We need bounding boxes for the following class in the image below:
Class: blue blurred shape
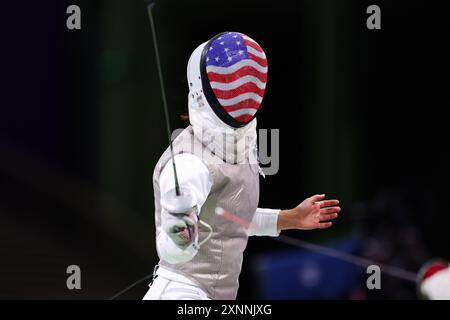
[252,235,362,299]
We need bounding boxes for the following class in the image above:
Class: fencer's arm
[246,208,281,237]
[156,153,212,264]
[248,195,342,236]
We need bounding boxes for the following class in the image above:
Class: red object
[421,262,448,281]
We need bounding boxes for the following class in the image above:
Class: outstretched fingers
[317,199,339,208]
[319,212,339,222]
[320,206,341,214]
[309,194,326,203]
[318,221,333,229]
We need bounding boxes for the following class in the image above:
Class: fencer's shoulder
[152,125,228,188]
[153,127,195,176]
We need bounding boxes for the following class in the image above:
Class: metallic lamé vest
[152,126,260,299]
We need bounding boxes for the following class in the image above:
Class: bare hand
[277,194,340,231]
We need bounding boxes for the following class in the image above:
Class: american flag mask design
[200,32,268,128]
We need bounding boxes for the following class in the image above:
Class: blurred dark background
[0,0,449,299]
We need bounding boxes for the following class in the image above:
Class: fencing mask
[187,32,268,164]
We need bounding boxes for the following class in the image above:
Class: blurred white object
[418,260,450,300]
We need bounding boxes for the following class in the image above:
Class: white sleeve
[246,208,281,237]
[159,153,212,211]
[157,153,213,264]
